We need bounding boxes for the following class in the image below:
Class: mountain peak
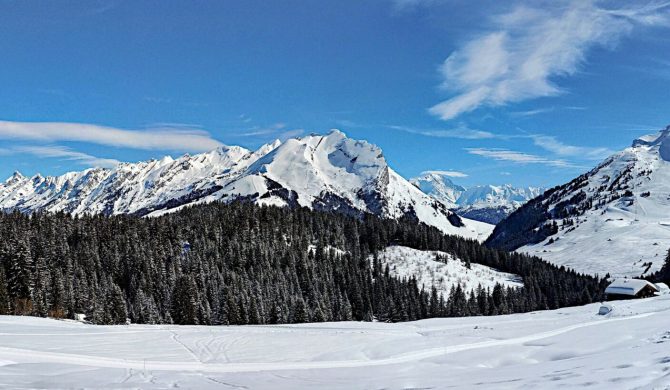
[0,131,492,241]
[631,125,670,161]
[410,173,466,208]
[632,125,670,147]
[327,128,346,137]
[4,171,24,184]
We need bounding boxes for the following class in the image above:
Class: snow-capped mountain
[411,173,543,224]
[0,130,492,241]
[487,125,670,277]
[410,173,465,207]
[455,185,544,224]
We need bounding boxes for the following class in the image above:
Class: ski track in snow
[0,312,653,373]
[2,296,670,388]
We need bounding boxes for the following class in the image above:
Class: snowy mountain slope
[2,295,670,389]
[0,130,492,240]
[373,246,523,297]
[487,125,670,277]
[410,172,465,207]
[411,172,543,224]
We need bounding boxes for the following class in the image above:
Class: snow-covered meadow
[2,295,670,389]
[374,246,523,297]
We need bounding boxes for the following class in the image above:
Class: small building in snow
[605,278,659,300]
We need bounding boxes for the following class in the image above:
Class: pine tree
[107,284,128,325]
[5,237,34,314]
[293,297,309,323]
[0,268,10,315]
[171,275,199,325]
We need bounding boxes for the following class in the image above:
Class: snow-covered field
[375,246,523,297]
[2,296,670,389]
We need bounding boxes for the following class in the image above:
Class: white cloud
[14,145,120,168]
[0,120,223,152]
[390,124,499,139]
[430,0,670,120]
[466,147,579,168]
[421,170,468,178]
[532,135,614,160]
[239,123,287,137]
[233,123,304,142]
[510,107,556,117]
[510,106,587,117]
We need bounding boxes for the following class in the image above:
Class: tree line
[0,201,605,325]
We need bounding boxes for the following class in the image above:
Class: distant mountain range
[487,125,670,277]
[411,172,544,224]
[0,130,492,241]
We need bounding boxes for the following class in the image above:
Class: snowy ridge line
[488,126,670,276]
[410,172,543,224]
[0,312,653,373]
[0,130,493,241]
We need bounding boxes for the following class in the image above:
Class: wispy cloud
[430,0,670,121]
[531,135,614,160]
[421,170,468,178]
[232,123,304,141]
[238,123,287,137]
[510,106,588,118]
[510,107,557,118]
[0,120,223,152]
[14,145,120,168]
[466,147,580,168]
[389,124,500,139]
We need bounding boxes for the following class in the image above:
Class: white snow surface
[0,130,492,241]
[374,246,523,297]
[520,126,670,277]
[2,296,670,389]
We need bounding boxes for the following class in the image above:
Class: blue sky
[1,0,670,188]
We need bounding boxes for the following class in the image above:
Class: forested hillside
[0,202,605,325]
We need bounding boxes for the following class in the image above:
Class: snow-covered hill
[411,173,543,224]
[2,295,670,389]
[0,130,492,241]
[373,246,523,297]
[487,125,670,277]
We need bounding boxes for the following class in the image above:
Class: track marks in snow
[0,312,654,374]
[169,330,201,363]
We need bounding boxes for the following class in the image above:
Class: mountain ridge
[411,172,543,224]
[486,125,670,277]
[0,130,492,241]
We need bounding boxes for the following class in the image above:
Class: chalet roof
[605,278,659,297]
